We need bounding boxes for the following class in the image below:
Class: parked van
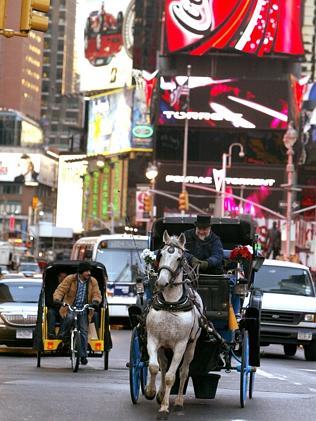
[249,259,316,361]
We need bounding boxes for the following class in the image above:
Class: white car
[248,259,316,361]
[0,278,41,347]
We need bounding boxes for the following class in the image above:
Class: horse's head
[156,230,186,290]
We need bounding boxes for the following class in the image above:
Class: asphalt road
[0,328,316,421]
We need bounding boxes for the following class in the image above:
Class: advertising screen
[87,89,133,155]
[165,0,304,57]
[76,0,134,92]
[159,76,289,130]
[21,120,43,146]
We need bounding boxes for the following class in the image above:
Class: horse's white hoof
[157,411,169,420]
[144,386,156,400]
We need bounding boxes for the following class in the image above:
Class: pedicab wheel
[129,327,142,404]
[71,331,80,373]
[36,350,41,368]
[104,350,109,370]
[240,329,250,408]
[249,370,255,399]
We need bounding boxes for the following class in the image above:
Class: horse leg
[159,341,187,415]
[145,336,159,400]
[156,348,168,404]
[174,338,198,409]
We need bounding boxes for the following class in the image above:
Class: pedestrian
[183,215,224,274]
[53,262,101,365]
[266,221,281,259]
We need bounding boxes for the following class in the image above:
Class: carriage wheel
[129,327,143,404]
[249,370,255,399]
[36,350,41,368]
[240,329,250,408]
[71,331,80,373]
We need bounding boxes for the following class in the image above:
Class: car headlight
[304,313,316,322]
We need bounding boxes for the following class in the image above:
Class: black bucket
[191,373,221,399]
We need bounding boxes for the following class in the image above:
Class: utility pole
[181,64,191,214]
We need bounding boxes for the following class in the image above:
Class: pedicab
[33,260,112,371]
[128,216,264,415]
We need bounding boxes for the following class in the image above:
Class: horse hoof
[173,405,184,415]
[144,387,156,400]
[157,411,169,420]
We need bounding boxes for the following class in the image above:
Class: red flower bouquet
[230,245,252,262]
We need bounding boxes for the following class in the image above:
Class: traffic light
[0,0,7,31]
[143,193,152,213]
[20,0,50,33]
[178,191,189,212]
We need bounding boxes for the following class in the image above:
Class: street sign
[278,201,299,209]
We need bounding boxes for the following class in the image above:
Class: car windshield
[20,263,40,272]
[254,265,315,297]
[0,282,41,303]
[96,249,144,283]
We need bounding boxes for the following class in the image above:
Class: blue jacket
[183,228,224,271]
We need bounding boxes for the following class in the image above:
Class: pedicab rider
[46,271,67,339]
[53,262,101,365]
[184,215,224,274]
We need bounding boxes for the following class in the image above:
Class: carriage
[128,216,264,415]
[33,260,112,371]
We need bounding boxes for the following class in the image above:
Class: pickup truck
[250,259,316,361]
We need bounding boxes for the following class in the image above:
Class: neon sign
[165,174,276,187]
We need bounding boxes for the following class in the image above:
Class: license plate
[298,332,312,341]
[16,329,33,339]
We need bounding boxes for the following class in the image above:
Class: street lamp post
[145,161,158,219]
[181,64,191,214]
[221,143,245,217]
[282,121,298,257]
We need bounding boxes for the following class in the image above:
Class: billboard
[87,89,133,155]
[165,0,304,57]
[0,153,41,185]
[56,155,86,233]
[159,76,289,130]
[76,0,134,92]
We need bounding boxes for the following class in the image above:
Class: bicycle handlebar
[64,303,94,312]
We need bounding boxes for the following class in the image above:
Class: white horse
[145,230,203,419]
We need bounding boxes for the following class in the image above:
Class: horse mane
[165,234,186,250]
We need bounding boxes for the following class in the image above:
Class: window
[0,184,22,195]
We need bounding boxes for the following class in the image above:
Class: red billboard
[165,0,304,57]
[159,76,289,130]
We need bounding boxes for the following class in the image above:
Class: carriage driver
[53,262,101,365]
[184,215,224,274]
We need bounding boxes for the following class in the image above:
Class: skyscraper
[41,0,83,150]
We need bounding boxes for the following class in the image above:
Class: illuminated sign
[21,120,43,146]
[165,174,276,187]
[159,76,289,129]
[0,153,41,185]
[87,89,132,155]
[132,124,154,138]
[75,0,133,92]
[165,0,304,57]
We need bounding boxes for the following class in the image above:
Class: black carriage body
[33,260,112,354]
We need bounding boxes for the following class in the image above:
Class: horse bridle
[157,243,185,285]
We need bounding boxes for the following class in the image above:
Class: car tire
[304,340,316,361]
[283,344,297,357]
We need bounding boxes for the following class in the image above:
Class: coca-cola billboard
[165,0,304,57]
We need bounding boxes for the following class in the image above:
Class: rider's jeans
[61,311,88,358]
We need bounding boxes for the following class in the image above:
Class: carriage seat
[196,275,230,329]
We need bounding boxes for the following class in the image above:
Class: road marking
[293,382,302,385]
[309,388,316,392]
[256,368,287,381]
[298,369,316,373]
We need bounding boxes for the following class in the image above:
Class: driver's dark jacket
[183,229,224,273]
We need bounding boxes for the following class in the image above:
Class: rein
[157,243,186,286]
